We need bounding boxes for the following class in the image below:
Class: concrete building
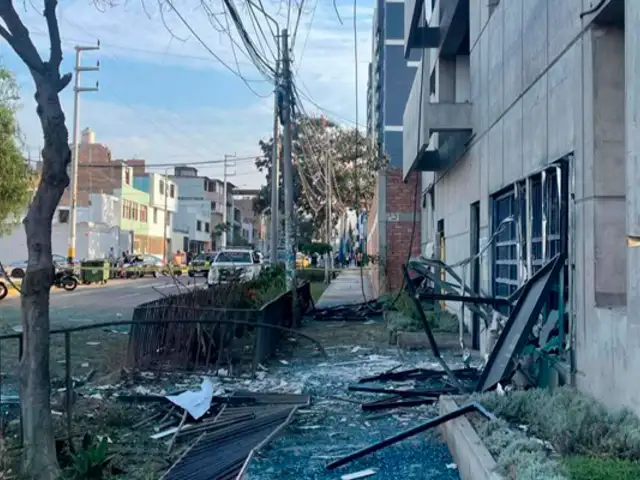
[233,188,262,247]
[366,0,423,295]
[401,0,638,414]
[172,166,236,250]
[132,172,178,258]
[0,192,123,263]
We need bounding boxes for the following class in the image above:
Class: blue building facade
[367,0,420,168]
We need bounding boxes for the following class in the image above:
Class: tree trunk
[19,79,71,480]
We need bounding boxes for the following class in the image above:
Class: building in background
[0,192,122,264]
[232,188,261,247]
[401,0,640,418]
[366,0,422,295]
[171,166,237,251]
[132,172,178,258]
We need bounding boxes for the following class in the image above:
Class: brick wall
[367,174,380,295]
[384,167,421,292]
[78,143,111,164]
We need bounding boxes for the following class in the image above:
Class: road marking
[119,292,142,298]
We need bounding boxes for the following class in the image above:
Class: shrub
[473,387,640,461]
[391,290,459,333]
[296,268,337,284]
[476,418,567,479]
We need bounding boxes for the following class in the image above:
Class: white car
[207,249,262,287]
[5,254,71,278]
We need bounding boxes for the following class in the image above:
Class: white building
[0,193,123,263]
[174,204,212,253]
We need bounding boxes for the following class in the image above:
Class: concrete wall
[417,0,631,412]
[0,222,120,263]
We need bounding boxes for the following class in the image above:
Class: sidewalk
[315,268,374,309]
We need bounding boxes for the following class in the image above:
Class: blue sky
[0,0,373,188]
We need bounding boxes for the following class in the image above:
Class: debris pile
[312,300,384,322]
[112,378,310,479]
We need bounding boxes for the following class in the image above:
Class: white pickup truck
[206,249,262,287]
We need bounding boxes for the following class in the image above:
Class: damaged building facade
[366,0,423,294]
[402,0,640,414]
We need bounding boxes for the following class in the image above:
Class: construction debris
[164,403,301,479]
[312,299,384,322]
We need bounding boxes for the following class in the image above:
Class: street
[0,275,207,330]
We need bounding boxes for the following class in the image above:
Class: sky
[0,0,373,189]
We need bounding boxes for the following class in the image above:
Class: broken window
[492,189,519,312]
[491,159,570,344]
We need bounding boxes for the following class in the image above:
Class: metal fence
[0,281,314,451]
[127,282,313,373]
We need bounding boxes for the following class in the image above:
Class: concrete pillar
[626,0,640,322]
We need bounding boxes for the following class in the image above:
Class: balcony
[405,0,470,59]
[404,0,440,59]
[403,65,472,179]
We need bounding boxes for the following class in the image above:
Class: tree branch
[43,0,62,70]
[0,0,44,73]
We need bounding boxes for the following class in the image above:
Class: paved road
[0,275,207,329]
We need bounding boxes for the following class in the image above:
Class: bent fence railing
[0,281,314,450]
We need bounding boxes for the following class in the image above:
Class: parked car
[207,249,261,287]
[120,254,167,278]
[188,252,216,277]
[5,254,75,279]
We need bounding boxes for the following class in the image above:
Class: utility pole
[270,60,280,265]
[281,29,296,298]
[322,115,331,283]
[68,42,100,265]
[222,154,236,248]
[162,168,170,265]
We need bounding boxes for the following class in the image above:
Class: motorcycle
[53,270,78,291]
[0,280,7,300]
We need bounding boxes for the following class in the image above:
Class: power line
[74,156,260,169]
[292,0,317,75]
[164,0,272,98]
[57,17,258,160]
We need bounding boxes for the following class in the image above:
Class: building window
[153,208,158,224]
[197,220,202,232]
[132,202,139,221]
[125,169,130,185]
[58,209,69,223]
[169,183,175,198]
[205,222,210,233]
[166,212,171,226]
[211,201,217,211]
[159,180,165,195]
[140,205,148,223]
[492,189,519,313]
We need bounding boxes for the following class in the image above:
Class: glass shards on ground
[0,324,466,480]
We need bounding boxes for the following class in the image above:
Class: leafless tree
[0,0,71,477]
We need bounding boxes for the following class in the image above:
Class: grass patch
[564,456,640,480]
[310,282,327,303]
[390,290,459,333]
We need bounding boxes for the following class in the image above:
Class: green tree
[0,67,33,235]
[253,115,386,237]
[0,1,73,477]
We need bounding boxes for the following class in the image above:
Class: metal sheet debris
[165,378,216,420]
[341,468,378,480]
[476,254,565,392]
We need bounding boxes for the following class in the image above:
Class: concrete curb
[439,397,504,480]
